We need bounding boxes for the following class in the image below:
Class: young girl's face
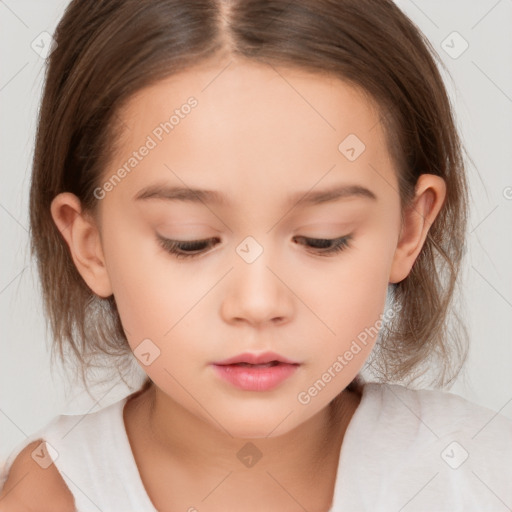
[82,60,437,437]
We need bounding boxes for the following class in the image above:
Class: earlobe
[389,174,446,284]
[50,192,113,298]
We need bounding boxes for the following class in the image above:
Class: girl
[1,0,511,511]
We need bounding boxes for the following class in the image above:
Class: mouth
[211,352,300,391]
[225,361,282,367]
[212,351,300,366]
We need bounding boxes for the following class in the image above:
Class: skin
[50,58,446,511]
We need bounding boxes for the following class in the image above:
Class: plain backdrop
[1,0,511,464]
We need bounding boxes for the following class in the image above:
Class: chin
[217,406,308,440]
[228,421,293,440]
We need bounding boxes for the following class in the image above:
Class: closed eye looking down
[156,234,354,259]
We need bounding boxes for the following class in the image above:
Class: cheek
[302,236,394,371]
[343,255,390,326]
[310,246,391,329]
[100,214,192,344]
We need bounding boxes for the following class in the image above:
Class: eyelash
[157,234,353,260]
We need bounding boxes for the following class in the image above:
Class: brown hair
[29,0,469,398]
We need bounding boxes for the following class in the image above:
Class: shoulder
[363,382,512,460]
[0,439,75,512]
[376,383,512,432]
[0,394,137,512]
[351,383,512,508]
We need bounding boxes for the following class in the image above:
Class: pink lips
[211,351,300,391]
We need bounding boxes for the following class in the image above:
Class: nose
[220,241,294,328]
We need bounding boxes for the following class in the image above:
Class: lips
[213,351,299,366]
[211,351,300,391]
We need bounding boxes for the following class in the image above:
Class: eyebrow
[134,182,377,207]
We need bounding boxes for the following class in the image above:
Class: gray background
[1,0,511,464]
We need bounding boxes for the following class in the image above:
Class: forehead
[107,60,397,209]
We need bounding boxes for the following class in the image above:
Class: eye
[157,234,353,260]
[292,235,353,256]
[157,235,220,260]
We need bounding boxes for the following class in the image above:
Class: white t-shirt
[1,382,511,511]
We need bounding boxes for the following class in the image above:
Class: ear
[389,174,446,284]
[50,192,113,298]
